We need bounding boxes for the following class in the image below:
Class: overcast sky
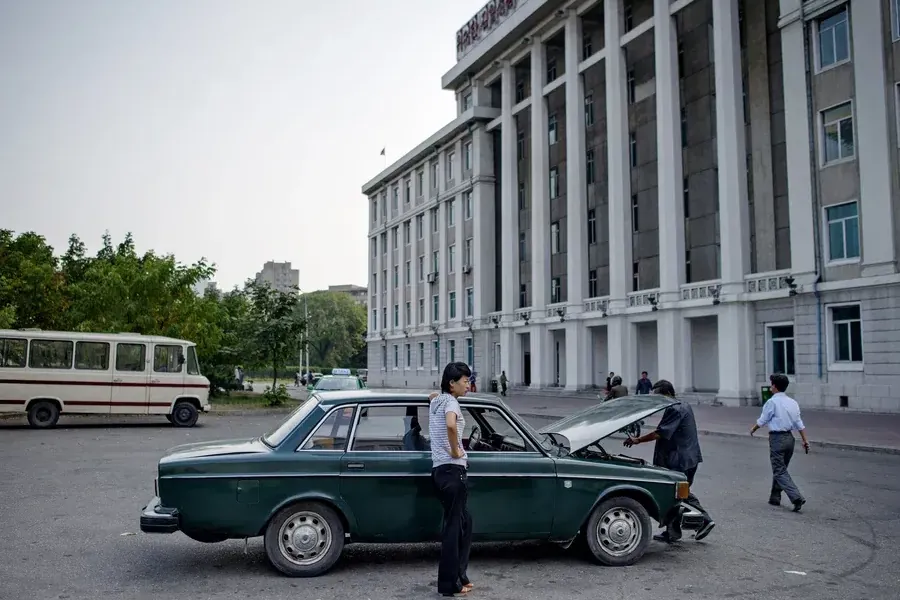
[0,0,484,291]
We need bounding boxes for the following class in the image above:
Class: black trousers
[432,464,472,594]
[667,466,711,539]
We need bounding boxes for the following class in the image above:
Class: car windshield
[509,411,555,453]
[262,398,321,447]
[315,377,358,391]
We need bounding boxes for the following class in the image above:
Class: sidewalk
[366,386,900,455]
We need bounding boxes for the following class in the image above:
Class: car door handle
[346,462,365,470]
[150,379,160,384]
[113,378,123,383]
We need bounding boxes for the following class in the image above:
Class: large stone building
[255,261,299,294]
[362,0,900,412]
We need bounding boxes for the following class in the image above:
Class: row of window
[372,237,476,296]
[0,338,198,374]
[372,287,476,330]
[766,304,864,377]
[371,192,474,256]
[381,338,475,372]
[371,143,474,225]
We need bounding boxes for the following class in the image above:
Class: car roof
[314,390,505,408]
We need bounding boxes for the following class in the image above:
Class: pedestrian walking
[499,371,508,396]
[429,362,474,597]
[605,375,628,400]
[636,371,652,394]
[623,379,715,543]
[750,373,809,512]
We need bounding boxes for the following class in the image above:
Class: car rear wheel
[170,401,198,427]
[27,400,60,429]
[585,496,652,566]
[264,502,344,577]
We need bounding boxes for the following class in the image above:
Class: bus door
[111,342,150,414]
[149,343,185,414]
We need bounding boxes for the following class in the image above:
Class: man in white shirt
[750,373,810,512]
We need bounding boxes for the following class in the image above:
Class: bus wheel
[27,401,60,429]
[171,401,199,427]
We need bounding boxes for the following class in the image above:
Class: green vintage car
[140,392,694,576]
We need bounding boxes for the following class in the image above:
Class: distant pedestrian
[605,375,628,400]
[636,371,652,394]
[499,371,508,396]
[750,373,809,512]
[606,371,615,391]
[624,379,715,543]
[429,362,474,597]
[470,370,478,393]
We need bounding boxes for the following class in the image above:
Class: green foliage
[0,230,69,329]
[261,383,292,407]
[301,290,366,369]
[245,282,304,389]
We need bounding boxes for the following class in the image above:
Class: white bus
[0,329,211,429]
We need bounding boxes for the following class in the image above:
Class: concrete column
[712,0,751,295]
[654,0,685,305]
[657,311,690,392]
[500,327,519,385]
[604,0,632,309]
[500,61,520,316]
[565,321,591,390]
[530,325,549,388]
[717,303,756,405]
[438,193,448,325]
[607,316,636,386]
[455,192,465,323]
[531,42,550,310]
[472,125,496,319]
[851,0,896,276]
[375,235,383,333]
[746,0,776,273]
[778,0,815,282]
[387,228,395,332]
[565,10,587,310]
[424,169,435,328]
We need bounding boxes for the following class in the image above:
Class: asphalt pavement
[0,412,898,600]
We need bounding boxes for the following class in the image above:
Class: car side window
[461,406,534,452]
[301,407,355,451]
[350,405,430,452]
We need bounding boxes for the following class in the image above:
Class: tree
[0,230,69,329]
[302,291,367,368]
[245,282,304,389]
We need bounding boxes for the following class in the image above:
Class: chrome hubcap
[278,511,332,566]
[596,507,641,557]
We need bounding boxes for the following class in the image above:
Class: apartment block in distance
[362,0,900,412]
[328,284,369,306]
[255,261,300,294]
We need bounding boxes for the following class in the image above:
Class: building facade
[363,0,900,412]
[328,284,368,306]
[255,261,300,294]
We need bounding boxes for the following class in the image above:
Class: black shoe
[653,532,681,544]
[693,519,715,541]
[792,499,806,512]
[768,498,781,506]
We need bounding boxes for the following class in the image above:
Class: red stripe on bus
[0,379,207,389]
[0,400,173,407]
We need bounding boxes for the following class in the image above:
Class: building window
[418,342,425,367]
[405,343,411,368]
[430,162,438,188]
[393,304,399,327]
[767,324,796,376]
[464,142,472,171]
[518,182,526,209]
[631,195,639,232]
[896,83,900,143]
[432,250,439,274]
[418,298,424,323]
[463,92,473,111]
[629,132,637,167]
[588,269,598,298]
[372,200,378,223]
[583,31,593,58]
[816,7,850,70]
[825,201,860,262]
[466,337,474,367]
[515,78,526,103]
[681,108,688,147]
[432,295,439,321]
[416,214,424,239]
[405,301,411,324]
[587,209,597,245]
[677,42,685,77]
[624,1,633,31]
[519,283,528,308]
[416,170,424,196]
[449,292,457,319]
[446,152,455,180]
[519,231,526,259]
[464,238,473,267]
[551,222,561,254]
[382,306,387,328]
[405,179,411,204]
[685,249,692,282]
[548,113,558,145]
[447,199,456,227]
[632,261,640,292]
[821,102,854,164]
[466,288,474,317]
[393,344,398,369]
[372,309,377,331]
[433,340,440,369]
[381,232,386,254]
[382,269,386,291]
[585,93,594,127]
[830,304,863,364]
[549,167,559,199]
[418,255,424,281]
[371,238,377,258]
[405,260,411,285]
[404,221,410,245]
[627,69,635,104]
[393,265,399,288]
[551,278,561,304]
[464,191,473,220]
[893,0,900,41]
[517,128,525,161]
[448,245,456,273]
[449,340,456,362]
[382,346,386,370]
[431,207,439,233]
[586,149,595,184]
[683,177,690,218]
[547,56,557,82]
[392,227,398,249]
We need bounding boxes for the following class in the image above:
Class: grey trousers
[769,432,804,503]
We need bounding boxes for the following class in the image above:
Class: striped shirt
[429,393,467,468]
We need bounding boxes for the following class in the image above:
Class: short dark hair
[641,371,648,376]
[652,379,676,398]
[770,373,789,393]
[441,362,472,393]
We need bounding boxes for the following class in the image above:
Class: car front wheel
[585,496,652,566]
[264,501,344,577]
[170,401,199,427]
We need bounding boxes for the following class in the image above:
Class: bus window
[116,343,146,372]
[153,345,183,373]
[29,340,74,369]
[186,346,201,375]
[0,338,27,368]
[75,341,110,370]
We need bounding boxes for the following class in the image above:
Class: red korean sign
[456,0,519,59]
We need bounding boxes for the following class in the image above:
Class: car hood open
[538,396,678,453]
[162,438,270,461]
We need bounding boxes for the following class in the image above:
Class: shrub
[262,383,292,407]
